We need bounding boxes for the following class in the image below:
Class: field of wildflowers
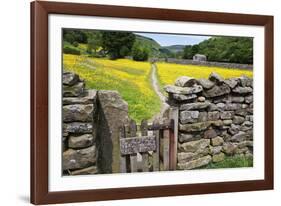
[63,54,161,122]
[156,62,253,87]
[63,54,253,122]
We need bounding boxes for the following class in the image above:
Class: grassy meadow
[63,54,253,122]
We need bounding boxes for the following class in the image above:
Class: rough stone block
[177,155,212,170]
[179,122,209,132]
[237,141,253,148]
[223,119,233,125]
[211,136,224,146]
[229,96,245,103]
[209,72,224,83]
[178,139,210,153]
[230,131,247,142]
[203,84,231,98]
[197,96,206,102]
[220,111,234,120]
[70,166,98,175]
[235,109,248,117]
[208,111,220,121]
[180,111,199,124]
[209,146,222,155]
[212,152,225,162]
[245,95,253,104]
[164,85,203,95]
[68,134,95,149]
[63,72,80,86]
[63,146,96,170]
[96,90,129,173]
[232,86,253,94]
[178,133,201,143]
[177,152,205,163]
[245,115,253,122]
[204,129,217,139]
[172,93,197,101]
[180,120,223,132]
[63,90,97,105]
[63,122,93,134]
[224,78,238,89]
[223,142,238,155]
[224,103,242,111]
[198,112,208,122]
[63,104,94,122]
[175,76,197,87]
[180,102,211,111]
[63,82,85,97]
[197,78,215,89]
[238,76,253,87]
[233,116,245,124]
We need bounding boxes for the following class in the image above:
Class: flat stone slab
[172,93,197,101]
[177,155,212,170]
[63,122,93,134]
[180,102,211,111]
[197,78,215,89]
[175,76,197,87]
[232,86,253,94]
[179,120,223,132]
[70,166,98,175]
[178,139,210,153]
[63,90,97,105]
[164,85,203,95]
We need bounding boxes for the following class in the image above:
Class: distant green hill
[163,45,185,53]
[135,34,161,49]
[135,34,161,57]
[135,34,185,58]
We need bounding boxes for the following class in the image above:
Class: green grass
[202,156,253,169]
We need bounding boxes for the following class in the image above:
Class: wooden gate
[119,108,178,173]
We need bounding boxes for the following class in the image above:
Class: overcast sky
[135,32,211,47]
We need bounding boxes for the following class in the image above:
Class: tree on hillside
[87,31,102,55]
[131,42,149,61]
[182,37,253,64]
[100,31,136,59]
[182,45,193,59]
[63,29,88,44]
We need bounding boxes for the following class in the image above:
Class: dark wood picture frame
[31,1,274,204]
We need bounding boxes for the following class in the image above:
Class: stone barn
[193,54,207,61]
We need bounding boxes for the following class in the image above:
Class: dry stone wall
[62,72,98,175]
[150,58,253,70]
[62,71,129,175]
[62,70,254,174]
[164,73,253,170]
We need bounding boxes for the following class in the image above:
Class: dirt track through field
[151,63,169,119]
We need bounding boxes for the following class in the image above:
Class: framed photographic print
[30,1,274,204]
